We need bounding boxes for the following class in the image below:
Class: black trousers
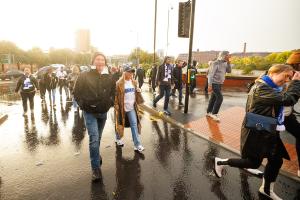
[21,92,35,112]
[138,79,144,88]
[226,156,283,182]
[285,114,300,167]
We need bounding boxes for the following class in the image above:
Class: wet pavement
[0,87,299,199]
[142,85,300,178]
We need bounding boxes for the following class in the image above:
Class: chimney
[243,42,247,57]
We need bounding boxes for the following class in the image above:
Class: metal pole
[184,0,196,114]
[153,0,157,64]
[166,8,170,56]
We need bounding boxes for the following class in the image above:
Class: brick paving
[184,106,299,177]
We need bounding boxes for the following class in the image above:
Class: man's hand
[208,86,212,93]
[292,71,300,80]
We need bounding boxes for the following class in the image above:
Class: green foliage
[0,40,95,68]
[230,51,293,74]
[128,48,160,68]
[197,63,209,69]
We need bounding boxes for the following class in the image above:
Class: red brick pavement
[184,106,299,177]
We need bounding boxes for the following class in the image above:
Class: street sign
[178,1,191,38]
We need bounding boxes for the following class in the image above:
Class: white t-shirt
[124,80,136,112]
[23,77,33,90]
[163,64,172,81]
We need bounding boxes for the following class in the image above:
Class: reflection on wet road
[0,92,299,200]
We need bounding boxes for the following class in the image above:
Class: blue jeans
[116,110,141,147]
[207,83,223,114]
[83,111,107,169]
[154,84,171,110]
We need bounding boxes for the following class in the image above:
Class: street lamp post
[166,5,173,56]
[153,0,157,64]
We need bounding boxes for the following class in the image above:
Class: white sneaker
[245,168,264,176]
[214,157,228,178]
[115,139,124,147]
[206,112,212,117]
[211,114,220,122]
[134,145,145,153]
[259,178,282,200]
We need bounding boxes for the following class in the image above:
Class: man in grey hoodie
[206,51,231,121]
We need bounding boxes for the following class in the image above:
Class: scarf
[261,75,285,131]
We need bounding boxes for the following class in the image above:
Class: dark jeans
[190,80,196,94]
[285,114,300,167]
[207,84,223,114]
[138,79,144,88]
[40,83,46,99]
[83,111,107,170]
[204,78,208,94]
[226,156,283,182]
[171,87,183,103]
[154,84,171,110]
[21,92,35,112]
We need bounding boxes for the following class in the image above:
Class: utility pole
[153,0,158,64]
[184,0,196,114]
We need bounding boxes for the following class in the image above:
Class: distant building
[75,29,91,53]
[177,50,271,65]
[108,55,129,66]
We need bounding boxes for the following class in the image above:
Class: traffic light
[178,1,191,38]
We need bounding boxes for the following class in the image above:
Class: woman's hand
[292,71,300,81]
[136,88,142,93]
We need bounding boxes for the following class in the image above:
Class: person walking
[135,64,145,88]
[190,60,198,94]
[73,52,115,182]
[171,60,184,106]
[206,51,231,122]
[285,50,300,177]
[149,64,158,94]
[153,56,174,116]
[68,65,81,112]
[44,68,58,107]
[114,65,145,152]
[57,67,70,100]
[214,64,300,200]
[15,67,39,116]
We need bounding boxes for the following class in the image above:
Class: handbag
[245,85,277,133]
[245,112,277,133]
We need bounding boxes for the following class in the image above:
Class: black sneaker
[92,168,102,182]
[153,101,157,108]
[179,102,184,106]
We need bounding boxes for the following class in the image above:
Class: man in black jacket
[73,52,115,182]
[135,64,145,88]
[171,60,185,106]
[153,56,174,115]
[149,64,157,94]
[15,67,39,116]
[43,68,58,107]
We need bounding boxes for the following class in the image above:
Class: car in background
[0,69,24,81]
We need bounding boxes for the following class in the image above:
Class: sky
[0,0,299,56]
